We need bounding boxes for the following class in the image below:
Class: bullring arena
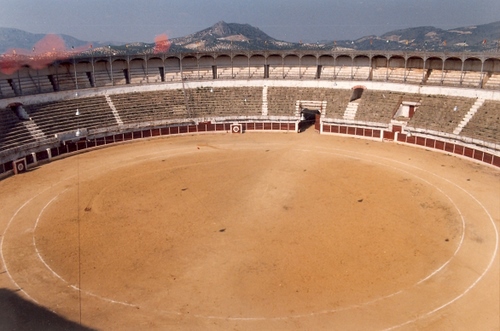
[0,50,499,330]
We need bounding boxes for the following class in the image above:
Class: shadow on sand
[0,288,95,331]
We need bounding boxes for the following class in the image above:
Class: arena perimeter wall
[0,79,499,179]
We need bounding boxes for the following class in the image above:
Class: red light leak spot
[0,55,20,75]
[154,34,171,54]
[0,34,91,75]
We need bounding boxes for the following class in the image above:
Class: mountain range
[1,20,499,55]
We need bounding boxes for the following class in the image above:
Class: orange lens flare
[154,34,171,54]
[0,34,91,75]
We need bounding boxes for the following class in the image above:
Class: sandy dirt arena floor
[0,130,498,330]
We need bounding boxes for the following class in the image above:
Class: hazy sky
[0,0,498,43]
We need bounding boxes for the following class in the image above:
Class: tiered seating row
[461,71,482,88]
[147,68,163,83]
[1,85,499,175]
[25,96,116,136]
[267,87,352,118]
[484,73,500,90]
[54,71,76,91]
[405,68,425,84]
[1,66,498,99]
[189,87,262,116]
[460,100,500,143]
[111,68,127,85]
[18,75,40,95]
[408,95,476,134]
[356,91,409,123]
[129,66,148,85]
[267,87,300,115]
[425,70,480,87]
[269,66,284,79]
[0,110,36,152]
[110,90,187,123]
[332,66,352,80]
[249,66,264,79]
[301,66,317,79]
[0,79,17,97]
[110,87,263,122]
[165,71,181,82]
[181,68,213,80]
[318,66,371,80]
[352,66,371,80]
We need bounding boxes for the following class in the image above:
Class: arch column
[282,55,285,79]
[368,55,373,80]
[386,55,389,81]
[351,56,354,80]
[144,55,148,83]
[460,55,466,85]
[333,54,337,80]
[110,54,114,86]
[403,55,408,83]
[126,55,130,85]
[479,58,485,88]
[299,55,302,79]
[422,55,427,82]
[440,56,445,85]
[91,51,96,87]
[248,53,251,78]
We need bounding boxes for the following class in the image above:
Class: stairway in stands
[343,101,359,120]
[105,94,124,126]
[453,98,485,135]
[261,86,268,116]
[23,120,47,141]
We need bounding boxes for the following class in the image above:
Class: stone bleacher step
[453,98,485,135]
[261,86,268,116]
[105,94,124,126]
[343,101,359,120]
[22,120,47,140]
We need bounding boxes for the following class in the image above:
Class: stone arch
[371,55,388,81]
[232,54,248,67]
[249,54,265,79]
[483,57,500,73]
[352,55,370,80]
[249,54,265,66]
[301,55,316,66]
[425,56,443,70]
[267,54,283,66]
[283,54,300,66]
[407,56,424,69]
[73,60,93,88]
[163,57,180,81]
[371,55,387,68]
[181,55,198,80]
[443,57,462,71]
[111,59,128,85]
[267,54,283,78]
[463,57,482,71]
[388,55,405,68]
[318,55,334,66]
[129,58,147,84]
[93,59,111,87]
[147,57,164,83]
[214,54,231,67]
[335,54,352,66]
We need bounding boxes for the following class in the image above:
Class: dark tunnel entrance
[299,108,321,132]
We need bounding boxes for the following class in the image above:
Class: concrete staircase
[261,85,268,116]
[453,98,485,135]
[23,120,47,140]
[105,94,124,126]
[343,101,359,120]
